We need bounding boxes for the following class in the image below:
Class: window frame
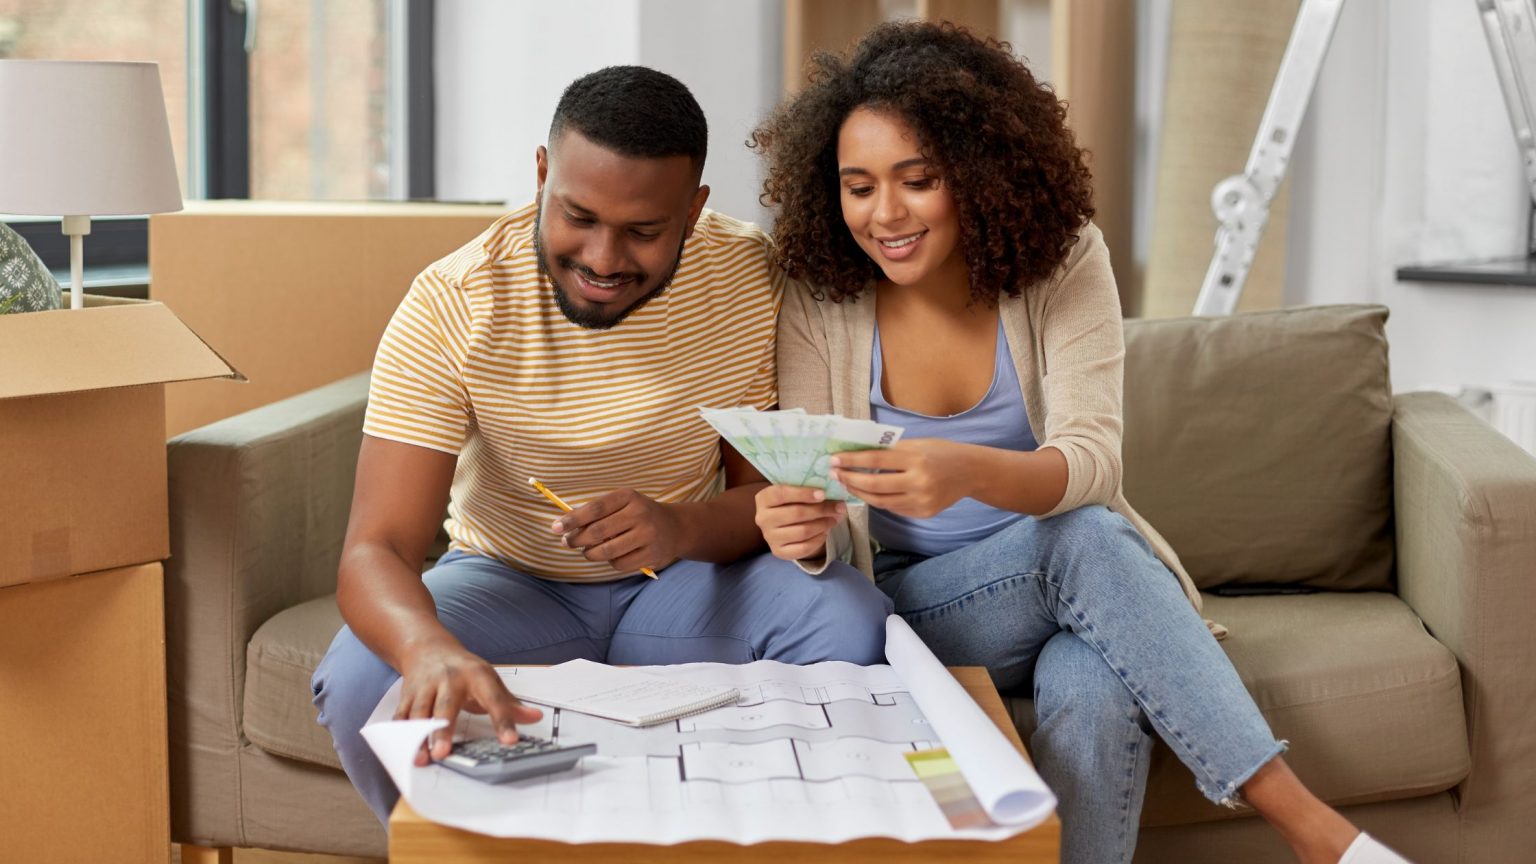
[203,0,251,200]
[7,217,151,272]
[4,0,437,275]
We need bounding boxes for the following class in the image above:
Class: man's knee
[312,626,399,736]
[797,562,893,665]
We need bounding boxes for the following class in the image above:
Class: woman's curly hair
[751,20,1094,303]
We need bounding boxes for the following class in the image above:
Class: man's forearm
[336,542,462,672]
[669,482,771,563]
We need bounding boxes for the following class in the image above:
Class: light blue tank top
[868,318,1038,557]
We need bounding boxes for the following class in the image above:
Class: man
[311,65,892,824]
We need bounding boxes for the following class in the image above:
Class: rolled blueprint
[883,615,1057,826]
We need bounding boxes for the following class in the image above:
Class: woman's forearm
[961,444,1069,516]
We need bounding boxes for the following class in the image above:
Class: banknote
[699,407,904,501]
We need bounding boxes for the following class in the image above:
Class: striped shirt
[364,204,782,581]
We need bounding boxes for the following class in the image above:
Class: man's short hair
[548,66,708,173]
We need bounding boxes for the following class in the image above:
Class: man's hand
[553,488,686,574]
[395,643,544,766]
[754,484,845,561]
[830,439,975,519]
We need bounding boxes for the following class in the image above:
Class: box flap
[0,301,242,400]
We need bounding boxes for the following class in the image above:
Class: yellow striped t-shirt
[364,204,782,581]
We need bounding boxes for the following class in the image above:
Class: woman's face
[836,106,962,288]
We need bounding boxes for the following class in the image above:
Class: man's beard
[534,208,687,330]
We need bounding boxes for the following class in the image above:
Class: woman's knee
[1021,508,1164,599]
[972,508,1123,571]
[1037,505,1133,549]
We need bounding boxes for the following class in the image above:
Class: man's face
[535,129,709,329]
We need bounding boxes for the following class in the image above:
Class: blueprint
[363,616,1055,844]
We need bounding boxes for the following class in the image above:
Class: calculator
[437,734,597,784]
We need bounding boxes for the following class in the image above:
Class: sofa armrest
[164,372,370,844]
[1392,392,1536,843]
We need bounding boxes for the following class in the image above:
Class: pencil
[529,477,659,579]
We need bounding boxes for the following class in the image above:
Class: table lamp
[0,60,183,309]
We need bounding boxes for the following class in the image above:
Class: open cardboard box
[0,295,241,586]
[150,199,503,436]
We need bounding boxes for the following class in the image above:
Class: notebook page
[502,659,738,726]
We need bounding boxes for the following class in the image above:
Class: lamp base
[60,215,91,310]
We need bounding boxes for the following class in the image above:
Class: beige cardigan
[778,222,1211,627]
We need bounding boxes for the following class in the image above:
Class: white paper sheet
[361,614,1056,844]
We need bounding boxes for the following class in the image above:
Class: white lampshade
[0,60,182,217]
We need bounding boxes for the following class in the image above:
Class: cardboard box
[150,200,504,436]
[0,296,239,586]
[0,561,169,864]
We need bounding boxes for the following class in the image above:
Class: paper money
[699,407,904,502]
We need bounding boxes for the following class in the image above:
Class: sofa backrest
[1121,305,1395,591]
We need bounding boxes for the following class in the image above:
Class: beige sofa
[164,305,1536,861]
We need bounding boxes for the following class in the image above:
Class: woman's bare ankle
[1290,818,1359,864]
[1240,757,1359,863]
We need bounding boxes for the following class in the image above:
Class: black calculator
[437,734,597,784]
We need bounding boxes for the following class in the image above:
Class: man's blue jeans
[311,550,893,824]
[873,506,1282,864]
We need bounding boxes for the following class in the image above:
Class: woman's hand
[754,484,846,561]
[830,438,976,518]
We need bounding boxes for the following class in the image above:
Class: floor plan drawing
[363,618,1055,844]
[446,663,943,796]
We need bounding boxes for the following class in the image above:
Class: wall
[435,0,781,226]
[1286,0,1536,392]
[435,2,1536,394]
[1001,0,1052,76]
[1133,0,1170,272]
[434,0,641,206]
[637,0,782,226]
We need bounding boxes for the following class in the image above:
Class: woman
[750,21,1406,864]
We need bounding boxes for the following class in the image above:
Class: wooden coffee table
[389,666,1061,863]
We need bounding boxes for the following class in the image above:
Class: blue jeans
[873,506,1282,864]
[312,550,893,823]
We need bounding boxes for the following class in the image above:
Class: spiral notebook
[503,659,741,727]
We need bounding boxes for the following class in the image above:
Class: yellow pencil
[529,477,659,579]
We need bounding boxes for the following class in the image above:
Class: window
[249,0,393,200]
[1,0,434,286]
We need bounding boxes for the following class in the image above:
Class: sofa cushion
[245,594,348,770]
[1121,305,1395,590]
[1006,591,1469,827]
